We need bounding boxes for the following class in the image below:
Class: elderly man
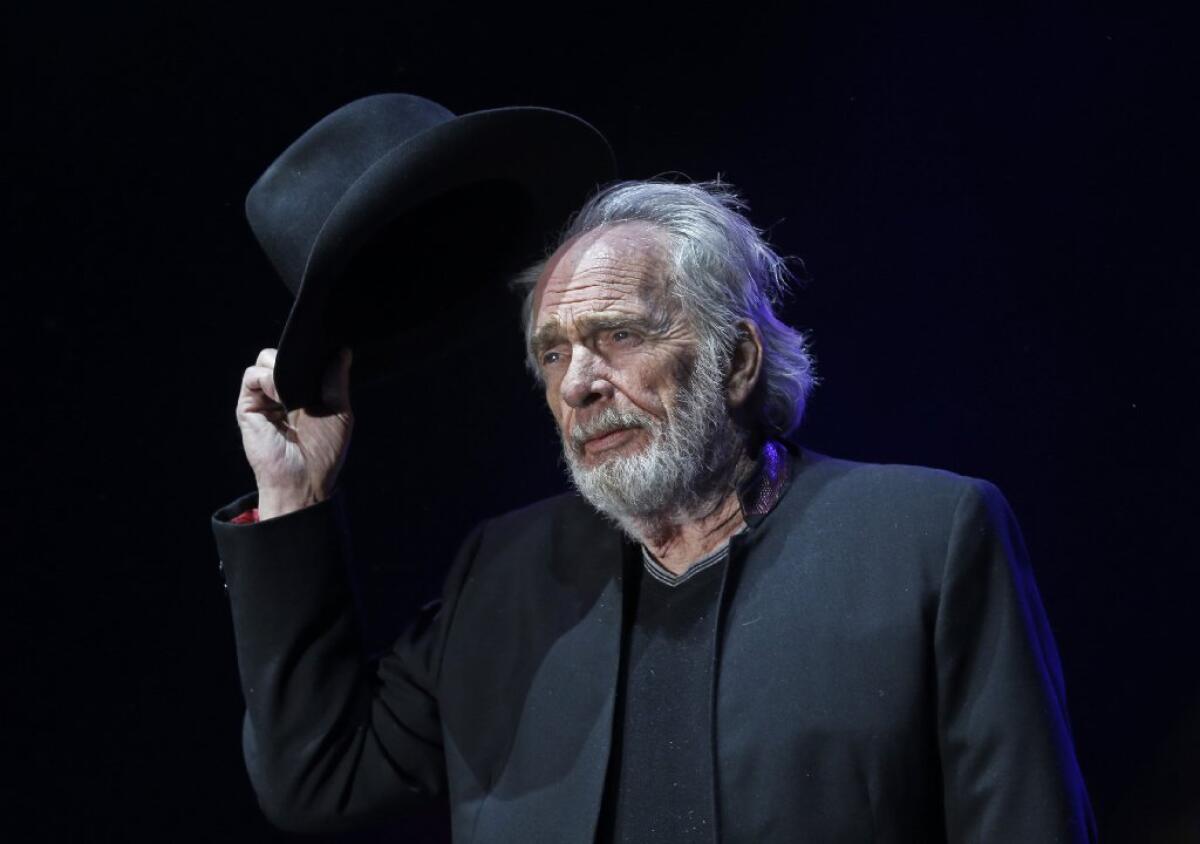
[214,179,1096,842]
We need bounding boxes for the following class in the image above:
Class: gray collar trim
[640,541,732,588]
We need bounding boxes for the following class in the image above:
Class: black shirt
[594,541,732,843]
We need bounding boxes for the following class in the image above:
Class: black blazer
[211,445,1097,842]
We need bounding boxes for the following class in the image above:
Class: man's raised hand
[235,346,354,519]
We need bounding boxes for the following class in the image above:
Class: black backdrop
[7,3,1197,842]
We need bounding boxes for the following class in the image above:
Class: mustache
[569,407,656,453]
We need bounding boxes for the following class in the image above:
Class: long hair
[510,178,817,439]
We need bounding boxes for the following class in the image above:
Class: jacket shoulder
[480,489,607,537]
[467,489,619,578]
[787,447,1000,529]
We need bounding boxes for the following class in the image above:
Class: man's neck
[638,488,748,576]
[633,449,758,576]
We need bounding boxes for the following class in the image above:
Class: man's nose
[560,346,614,408]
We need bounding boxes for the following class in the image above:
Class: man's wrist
[257,487,324,520]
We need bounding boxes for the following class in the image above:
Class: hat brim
[270,106,615,412]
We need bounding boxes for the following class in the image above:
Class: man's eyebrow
[530,322,565,356]
[577,314,652,334]
[529,314,660,355]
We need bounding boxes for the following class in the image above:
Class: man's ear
[727,320,764,408]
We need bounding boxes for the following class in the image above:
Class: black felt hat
[246,93,617,411]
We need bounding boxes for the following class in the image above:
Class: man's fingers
[256,348,277,369]
[242,364,281,406]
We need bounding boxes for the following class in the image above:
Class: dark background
[6,2,1197,841]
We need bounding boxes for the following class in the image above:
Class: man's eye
[541,350,562,366]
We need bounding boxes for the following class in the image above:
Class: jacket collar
[736,437,797,529]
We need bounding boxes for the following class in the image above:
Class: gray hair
[510,178,817,439]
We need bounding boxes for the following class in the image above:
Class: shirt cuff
[231,507,260,524]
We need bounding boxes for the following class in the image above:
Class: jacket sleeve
[211,489,483,834]
[934,479,1098,843]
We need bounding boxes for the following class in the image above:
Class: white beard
[560,339,745,538]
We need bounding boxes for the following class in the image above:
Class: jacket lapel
[460,497,627,844]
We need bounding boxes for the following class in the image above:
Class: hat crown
[244,93,617,411]
[246,94,456,291]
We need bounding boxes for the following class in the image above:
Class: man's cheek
[543,384,564,422]
[551,404,572,437]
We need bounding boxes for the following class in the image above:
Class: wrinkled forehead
[532,221,673,321]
